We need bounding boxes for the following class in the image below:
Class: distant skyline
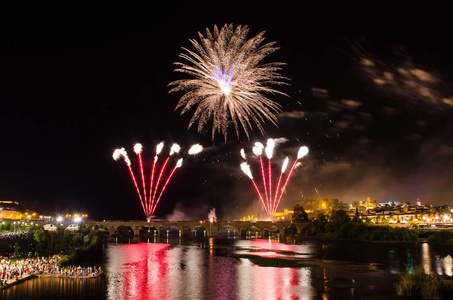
[1,4,452,220]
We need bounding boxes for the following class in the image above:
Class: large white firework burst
[169,23,288,141]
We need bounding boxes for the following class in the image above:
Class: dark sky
[1,3,453,220]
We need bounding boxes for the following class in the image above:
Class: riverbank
[0,274,36,290]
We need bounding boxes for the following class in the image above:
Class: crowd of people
[0,231,34,239]
[0,231,35,259]
[0,255,102,286]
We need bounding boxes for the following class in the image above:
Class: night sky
[1,3,452,221]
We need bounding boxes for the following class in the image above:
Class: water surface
[2,238,453,299]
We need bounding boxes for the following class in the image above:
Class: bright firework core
[211,65,234,95]
[113,142,203,221]
[240,139,309,219]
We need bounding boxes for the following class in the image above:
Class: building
[0,201,23,220]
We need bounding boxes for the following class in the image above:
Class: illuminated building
[0,201,23,220]
[273,209,294,221]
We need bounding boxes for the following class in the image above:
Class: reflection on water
[443,255,453,276]
[237,260,314,300]
[422,242,432,274]
[105,241,315,300]
[104,239,453,300]
[420,242,453,277]
[3,239,453,299]
[235,239,314,259]
[0,276,106,300]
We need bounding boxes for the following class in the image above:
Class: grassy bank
[396,267,453,299]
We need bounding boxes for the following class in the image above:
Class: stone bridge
[5,219,304,237]
[84,220,302,237]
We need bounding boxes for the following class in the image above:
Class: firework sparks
[169,23,288,141]
[252,142,264,157]
[241,162,253,179]
[133,143,143,154]
[240,148,246,160]
[113,142,203,221]
[265,138,275,159]
[188,144,203,155]
[240,142,309,219]
[241,162,269,216]
[113,147,145,213]
[297,146,309,159]
[169,143,181,156]
[156,142,164,155]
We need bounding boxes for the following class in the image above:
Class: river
[2,237,453,299]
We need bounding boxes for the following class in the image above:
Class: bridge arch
[140,226,158,237]
[246,226,261,238]
[162,226,181,236]
[191,225,207,237]
[115,225,134,236]
[218,225,239,238]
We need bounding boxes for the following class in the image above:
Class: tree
[34,229,45,244]
[292,204,308,222]
[330,209,351,229]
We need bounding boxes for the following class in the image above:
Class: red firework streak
[241,144,309,219]
[136,148,148,215]
[127,162,147,214]
[272,159,297,214]
[252,178,270,216]
[150,156,170,214]
[259,156,269,208]
[113,143,185,221]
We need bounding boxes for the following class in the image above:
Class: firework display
[241,139,309,218]
[169,23,288,141]
[113,142,203,221]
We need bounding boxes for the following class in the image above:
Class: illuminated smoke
[208,208,217,222]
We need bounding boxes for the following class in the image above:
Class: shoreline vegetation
[396,267,453,299]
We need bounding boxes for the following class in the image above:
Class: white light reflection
[185,247,203,300]
[422,243,431,274]
[166,246,183,300]
[443,255,453,276]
